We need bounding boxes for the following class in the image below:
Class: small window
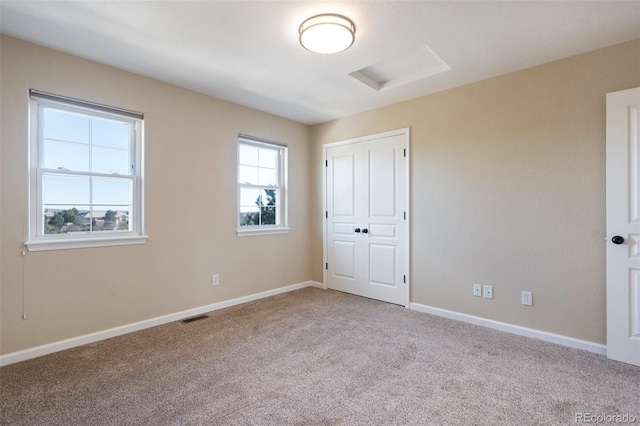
[27,90,147,251]
[237,135,289,236]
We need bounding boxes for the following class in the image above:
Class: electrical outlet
[213,274,220,286]
[483,285,493,299]
[473,284,482,297]
[522,291,533,306]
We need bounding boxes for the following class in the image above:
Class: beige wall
[0,36,312,355]
[2,35,639,357]
[311,39,640,344]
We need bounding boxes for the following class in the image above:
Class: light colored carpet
[1,287,638,425]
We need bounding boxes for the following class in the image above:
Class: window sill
[26,235,149,252]
[236,227,291,237]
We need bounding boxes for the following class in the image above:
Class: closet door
[325,132,407,306]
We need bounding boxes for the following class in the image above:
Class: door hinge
[404,148,406,158]
[325,160,328,167]
[325,211,328,219]
[403,275,406,284]
[326,262,328,270]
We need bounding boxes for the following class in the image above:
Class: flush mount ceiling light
[299,14,356,54]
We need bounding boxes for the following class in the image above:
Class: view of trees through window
[44,208,129,234]
[239,189,277,226]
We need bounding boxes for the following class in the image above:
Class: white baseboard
[0,281,321,367]
[409,303,607,356]
[308,280,324,288]
[3,284,602,366]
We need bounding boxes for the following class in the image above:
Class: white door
[607,87,640,366]
[324,130,408,306]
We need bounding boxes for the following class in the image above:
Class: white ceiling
[1,1,639,125]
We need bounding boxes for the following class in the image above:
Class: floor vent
[181,314,209,324]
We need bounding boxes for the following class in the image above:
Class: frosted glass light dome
[299,14,355,54]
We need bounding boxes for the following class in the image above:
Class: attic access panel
[350,44,451,91]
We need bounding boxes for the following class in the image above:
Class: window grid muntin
[239,184,281,226]
[38,169,135,235]
[238,143,281,186]
[38,104,135,175]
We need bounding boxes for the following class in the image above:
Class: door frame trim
[322,127,411,308]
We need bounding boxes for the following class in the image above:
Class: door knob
[362,228,368,234]
[354,228,361,233]
[612,236,624,245]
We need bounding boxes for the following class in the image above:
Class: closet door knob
[612,236,624,245]
[354,228,361,233]
[362,228,368,234]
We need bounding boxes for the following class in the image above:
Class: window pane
[262,189,278,206]
[239,144,258,166]
[43,205,90,234]
[93,178,132,205]
[43,139,90,171]
[239,165,258,184]
[261,207,277,225]
[259,148,277,168]
[92,146,130,175]
[239,206,260,226]
[43,174,90,205]
[240,187,262,207]
[43,109,89,144]
[91,207,130,232]
[258,168,277,186]
[91,118,129,149]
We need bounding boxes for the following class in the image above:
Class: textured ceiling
[1,1,639,125]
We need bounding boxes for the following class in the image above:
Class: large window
[27,90,146,251]
[237,135,289,236]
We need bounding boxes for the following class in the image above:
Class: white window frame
[237,134,289,237]
[26,90,147,251]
